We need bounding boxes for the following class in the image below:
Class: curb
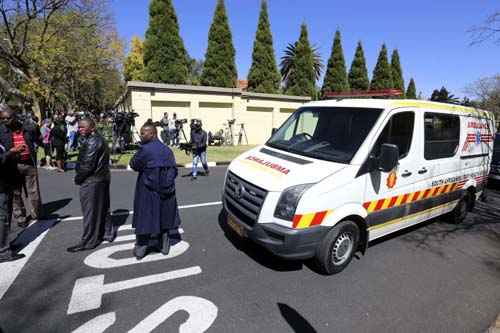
[113,161,232,171]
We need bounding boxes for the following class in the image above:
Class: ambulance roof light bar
[324,89,403,99]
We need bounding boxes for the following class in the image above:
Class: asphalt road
[0,167,499,332]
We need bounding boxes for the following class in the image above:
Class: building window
[424,113,460,160]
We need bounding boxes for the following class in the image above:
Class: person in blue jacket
[130,124,181,260]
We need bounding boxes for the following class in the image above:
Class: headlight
[274,184,313,221]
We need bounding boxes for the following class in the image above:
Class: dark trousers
[13,163,42,224]
[79,181,112,248]
[0,191,13,257]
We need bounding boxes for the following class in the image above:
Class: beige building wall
[117,81,311,144]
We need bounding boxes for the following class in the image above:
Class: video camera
[178,142,194,155]
[175,118,188,127]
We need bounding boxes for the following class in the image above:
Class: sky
[110,0,499,99]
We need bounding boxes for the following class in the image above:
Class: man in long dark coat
[130,124,180,260]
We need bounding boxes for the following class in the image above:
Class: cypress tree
[201,0,237,87]
[247,0,280,93]
[390,49,405,97]
[370,44,393,90]
[285,24,316,97]
[143,0,189,84]
[348,41,369,91]
[406,78,417,99]
[321,30,348,95]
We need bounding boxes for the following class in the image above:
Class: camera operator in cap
[189,119,209,180]
[129,123,180,260]
[0,105,42,228]
[0,104,26,262]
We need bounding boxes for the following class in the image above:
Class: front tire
[314,221,359,275]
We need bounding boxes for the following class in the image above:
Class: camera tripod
[236,123,248,145]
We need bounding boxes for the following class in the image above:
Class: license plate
[227,215,245,237]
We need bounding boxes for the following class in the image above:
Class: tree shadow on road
[389,188,500,274]
[40,198,72,220]
[217,209,303,272]
[278,303,318,333]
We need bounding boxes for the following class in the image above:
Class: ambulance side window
[372,112,414,159]
[424,113,460,160]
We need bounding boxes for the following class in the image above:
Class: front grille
[224,171,267,227]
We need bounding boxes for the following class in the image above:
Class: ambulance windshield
[267,107,382,164]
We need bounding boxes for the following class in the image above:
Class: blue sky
[110,0,499,98]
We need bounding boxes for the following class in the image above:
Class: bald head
[140,124,157,143]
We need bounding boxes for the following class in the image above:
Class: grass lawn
[114,145,257,166]
[38,145,258,167]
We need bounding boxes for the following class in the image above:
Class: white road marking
[61,201,222,222]
[0,230,49,300]
[84,241,190,269]
[129,296,218,333]
[72,312,116,333]
[67,266,202,314]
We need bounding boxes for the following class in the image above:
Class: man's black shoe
[134,245,148,260]
[67,245,86,253]
[0,253,25,263]
[191,175,197,181]
[205,170,210,176]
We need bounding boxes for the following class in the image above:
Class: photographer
[189,119,209,180]
[159,113,171,145]
[170,113,179,146]
[51,113,67,172]
[0,104,25,262]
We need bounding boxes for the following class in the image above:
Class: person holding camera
[0,104,26,262]
[189,119,209,180]
[129,124,180,260]
[0,106,42,228]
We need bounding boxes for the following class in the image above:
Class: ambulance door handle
[402,170,412,177]
[418,167,428,174]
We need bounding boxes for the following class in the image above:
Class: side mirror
[378,143,399,172]
[271,128,278,135]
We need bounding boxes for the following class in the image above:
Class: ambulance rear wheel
[314,221,359,275]
[446,193,470,224]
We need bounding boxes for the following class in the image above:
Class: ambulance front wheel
[314,221,359,275]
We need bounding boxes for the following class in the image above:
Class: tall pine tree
[247,0,280,93]
[390,49,405,97]
[406,78,417,99]
[348,41,369,91]
[201,0,237,87]
[321,30,348,96]
[285,24,316,97]
[370,44,393,90]
[143,0,189,84]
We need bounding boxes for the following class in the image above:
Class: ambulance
[222,99,496,275]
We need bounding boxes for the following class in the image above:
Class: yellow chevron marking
[367,200,378,213]
[296,213,315,229]
[381,198,392,210]
[395,194,406,206]
[368,201,458,232]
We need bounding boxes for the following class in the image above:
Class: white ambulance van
[222,99,496,274]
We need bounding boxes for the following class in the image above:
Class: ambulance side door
[411,111,462,221]
[363,109,418,238]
